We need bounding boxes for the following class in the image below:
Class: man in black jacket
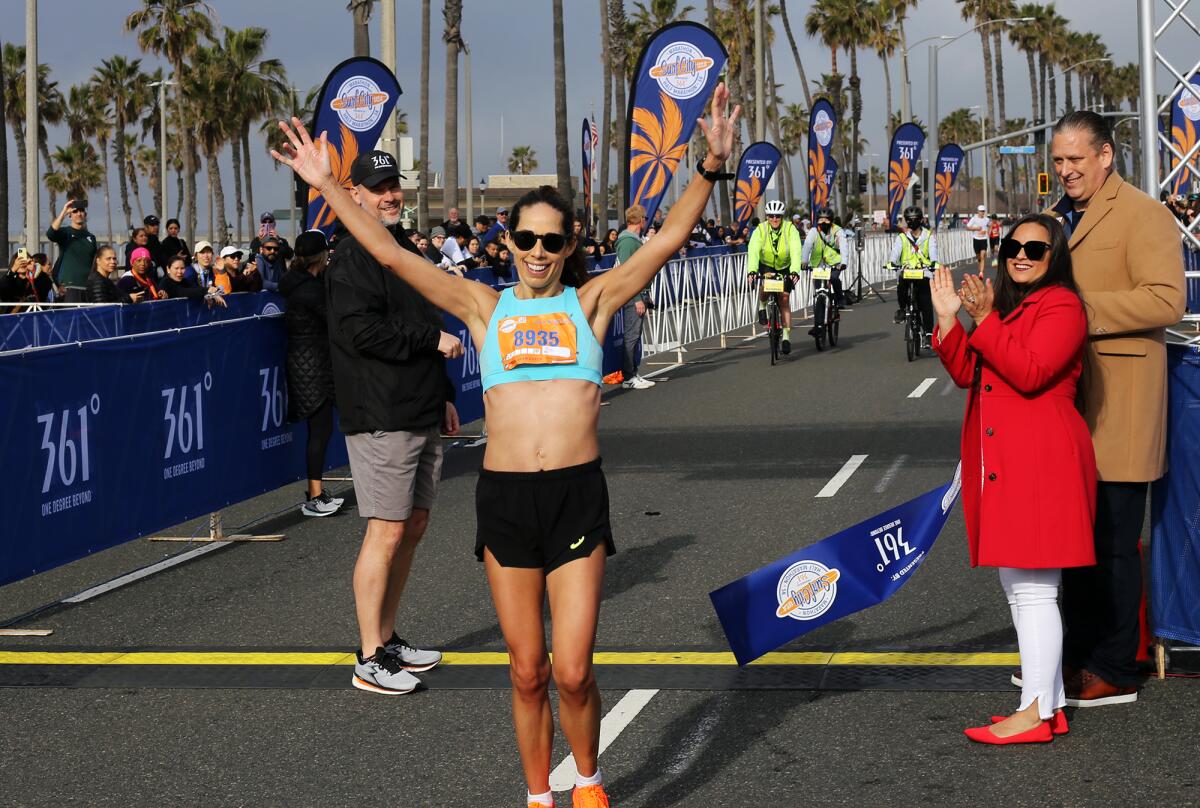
[327,149,464,696]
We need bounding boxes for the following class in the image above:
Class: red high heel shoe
[991,710,1068,735]
[964,721,1053,745]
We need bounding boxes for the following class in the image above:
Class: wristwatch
[696,160,734,182]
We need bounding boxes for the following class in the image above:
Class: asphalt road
[2,271,1197,808]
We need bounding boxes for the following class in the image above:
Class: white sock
[526,790,553,807]
[575,767,603,788]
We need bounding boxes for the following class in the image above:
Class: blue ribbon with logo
[710,465,962,666]
[305,57,403,235]
[625,22,728,224]
[934,144,965,227]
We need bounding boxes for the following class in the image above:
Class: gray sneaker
[384,633,443,672]
[301,490,342,517]
[353,647,421,695]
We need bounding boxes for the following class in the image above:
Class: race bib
[762,278,786,294]
[812,266,832,281]
[497,313,578,370]
[902,268,925,280]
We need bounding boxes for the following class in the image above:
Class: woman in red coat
[932,213,1097,745]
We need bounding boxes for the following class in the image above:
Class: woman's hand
[931,267,961,319]
[960,272,994,325]
[270,118,335,193]
[696,83,740,167]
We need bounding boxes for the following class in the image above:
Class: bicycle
[808,263,841,352]
[757,271,788,365]
[889,263,930,362]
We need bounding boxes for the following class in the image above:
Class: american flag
[590,118,598,149]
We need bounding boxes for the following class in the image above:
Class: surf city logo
[813,110,834,148]
[331,76,390,132]
[649,42,715,100]
[1180,83,1200,122]
[776,560,840,621]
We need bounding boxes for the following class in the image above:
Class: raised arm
[591,84,739,318]
[270,120,496,332]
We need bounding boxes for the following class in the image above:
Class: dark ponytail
[508,185,589,287]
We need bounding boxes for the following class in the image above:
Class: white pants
[999,567,1066,719]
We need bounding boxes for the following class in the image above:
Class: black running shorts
[973,238,989,256]
[475,458,615,572]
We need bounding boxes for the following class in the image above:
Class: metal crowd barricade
[641,229,975,363]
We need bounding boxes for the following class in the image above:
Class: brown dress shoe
[1066,668,1138,708]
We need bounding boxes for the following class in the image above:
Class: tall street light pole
[926,17,1034,227]
[25,0,38,253]
[463,41,474,224]
[380,0,397,152]
[149,79,174,220]
[754,0,765,217]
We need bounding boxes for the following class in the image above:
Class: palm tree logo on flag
[630,92,690,207]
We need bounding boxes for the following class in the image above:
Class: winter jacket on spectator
[160,235,190,263]
[0,268,54,303]
[325,224,454,434]
[86,269,132,304]
[161,273,207,300]
[46,224,97,287]
[279,268,334,421]
[254,252,287,292]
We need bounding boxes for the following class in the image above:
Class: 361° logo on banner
[331,76,390,132]
[649,42,716,100]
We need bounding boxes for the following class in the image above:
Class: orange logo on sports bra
[497,313,578,370]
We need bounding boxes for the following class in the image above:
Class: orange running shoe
[572,784,611,808]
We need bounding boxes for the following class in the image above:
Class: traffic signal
[1037,172,1051,195]
[857,171,867,193]
[1033,118,1046,146]
[913,182,923,203]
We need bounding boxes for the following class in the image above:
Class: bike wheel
[813,294,826,351]
[912,316,923,357]
[828,311,840,347]
[905,316,917,362]
[768,303,780,365]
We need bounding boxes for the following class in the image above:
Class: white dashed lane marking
[549,688,659,792]
[816,455,869,498]
[907,378,938,398]
[875,455,910,493]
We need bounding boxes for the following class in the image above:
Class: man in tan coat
[1047,111,1186,706]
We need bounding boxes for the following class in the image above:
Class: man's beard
[378,207,402,227]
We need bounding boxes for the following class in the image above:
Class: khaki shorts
[345,426,443,521]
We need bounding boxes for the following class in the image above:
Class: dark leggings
[306,400,334,481]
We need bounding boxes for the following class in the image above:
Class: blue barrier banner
[710,465,962,665]
[807,99,837,215]
[0,293,283,352]
[306,57,402,235]
[0,312,348,586]
[733,141,782,229]
[934,143,965,227]
[626,22,728,224]
[887,123,925,229]
[1151,344,1200,645]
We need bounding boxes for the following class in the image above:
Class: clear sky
[2,0,1177,239]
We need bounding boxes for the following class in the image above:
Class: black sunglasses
[511,230,568,254]
[999,237,1051,262]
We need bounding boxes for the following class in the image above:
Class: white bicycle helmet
[764,200,786,216]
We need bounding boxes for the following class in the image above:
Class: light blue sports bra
[480,286,604,392]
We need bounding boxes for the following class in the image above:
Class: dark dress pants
[622,300,643,380]
[1062,481,1148,687]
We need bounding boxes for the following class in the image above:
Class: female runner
[272,85,737,808]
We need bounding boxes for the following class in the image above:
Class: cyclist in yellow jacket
[747,199,803,354]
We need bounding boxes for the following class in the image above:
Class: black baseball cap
[70,199,88,211]
[144,214,160,225]
[294,229,329,258]
[350,150,405,187]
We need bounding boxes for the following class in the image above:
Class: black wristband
[696,160,734,182]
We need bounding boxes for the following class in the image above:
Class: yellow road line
[0,650,1020,667]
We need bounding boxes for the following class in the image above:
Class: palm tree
[509,146,538,175]
[1009,7,1043,129]
[598,0,613,232]
[348,0,375,57]
[885,0,920,120]
[608,0,628,215]
[1039,7,1069,123]
[44,143,103,203]
[442,0,463,219]
[126,0,216,241]
[121,133,146,221]
[808,1,872,208]
[217,26,288,243]
[0,40,8,253]
[4,50,66,215]
[868,2,901,141]
[182,44,229,244]
[939,106,980,198]
[630,0,696,40]
[868,164,885,210]
[552,0,573,202]
[135,144,161,216]
[779,0,814,111]
[765,43,794,203]
[957,1,1001,201]
[93,104,115,246]
[37,75,66,214]
[93,55,145,231]
[419,0,431,230]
